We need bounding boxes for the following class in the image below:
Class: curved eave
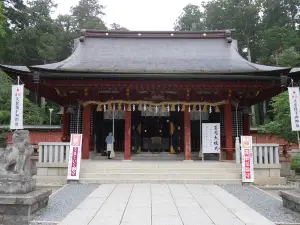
[28,66,290,78]
[0,65,31,77]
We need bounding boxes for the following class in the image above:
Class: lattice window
[69,109,93,135]
[69,109,83,134]
[220,110,243,137]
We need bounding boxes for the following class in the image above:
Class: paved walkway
[58,184,274,225]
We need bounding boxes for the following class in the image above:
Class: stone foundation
[0,189,52,225]
[0,174,36,194]
[279,190,300,214]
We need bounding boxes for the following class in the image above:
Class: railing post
[264,146,269,164]
[275,146,280,164]
[235,137,240,164]
[253,146,258,164]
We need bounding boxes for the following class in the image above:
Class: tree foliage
[259,92,298,144]
[0,0,128,125]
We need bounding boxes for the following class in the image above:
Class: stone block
[0,175,36,194]
[270,169,280,177]
[37,168,48,176]
[58,168,67,176]
[0,189,51,225]
[47,168,58,176]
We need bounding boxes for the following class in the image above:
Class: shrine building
[0,29,291,161]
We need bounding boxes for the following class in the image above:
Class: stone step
[80,162,240,169]
[79,172,241,179]
[79,167,242,173]
[78,178,242,184]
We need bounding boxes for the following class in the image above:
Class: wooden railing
[252,144,279,164]
[38,142,70,163]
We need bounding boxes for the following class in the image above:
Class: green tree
[0,1,5,38]
[71,0,107,30]
[260,92,298,144]
[0,72,46,125]
[110,23,129,31]
[174,4,206,31]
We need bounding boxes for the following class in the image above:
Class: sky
[53,0,203,31]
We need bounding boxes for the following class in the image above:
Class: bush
[291,156,300,171]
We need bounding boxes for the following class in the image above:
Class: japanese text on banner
[10,85,24,130]
[288,87,300,131]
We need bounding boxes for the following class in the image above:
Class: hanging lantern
[202,105,208,112]
[138,103,142,111]
[104,105,107,112]
[133,104,136,111]
[127,104,131,111]
[209,105,212,113]
[143,104,147,111]
[118,103,122,111]
[97,104,102,112]
[215,105,220,113]
[171,104,175,112]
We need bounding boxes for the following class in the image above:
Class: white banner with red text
[67,134,83,180]
[10,85,24,130]
[288,87,300,131]
[241,136,254,183]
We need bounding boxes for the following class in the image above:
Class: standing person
[105,132,114,159]
[173,126,180,154]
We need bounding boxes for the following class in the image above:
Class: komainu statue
[0,130,35,194]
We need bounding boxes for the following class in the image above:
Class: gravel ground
[220,184,300,224]
[30,183,99,225]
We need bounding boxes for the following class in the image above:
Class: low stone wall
[35,163,68,186]
[254,164,286,185]
[279,190,300,214]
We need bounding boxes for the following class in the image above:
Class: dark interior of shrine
[93,110,229,153]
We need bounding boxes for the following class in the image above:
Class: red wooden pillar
[82,105,91,159]
[184,107,191,160]
[225,103,233,160]
[243,111,251,136]
[61,106,69,142]
[124,111,132,160]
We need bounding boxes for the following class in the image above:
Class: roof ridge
[78,29,233,42]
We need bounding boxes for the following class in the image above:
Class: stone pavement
[58,184,275,225]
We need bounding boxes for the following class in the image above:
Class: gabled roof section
[28,29,289,74]
[0,29,290,77]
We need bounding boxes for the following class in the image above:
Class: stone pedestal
[0,174,36,194]
[0,189,52,225]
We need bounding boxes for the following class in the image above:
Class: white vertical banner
[241,136,254,183]
[202,123,220,153]
[67,134,83,180]
[10,85,24,130]
[288,87,300,131]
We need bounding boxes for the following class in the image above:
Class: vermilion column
[82,105,91,159]
[61,106,69,142]
[124,111,132,160]
[243,112,251,136]
[184,107,191,160]
[225,103,233,160]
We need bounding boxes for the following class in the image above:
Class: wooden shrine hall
[0,29,291,161]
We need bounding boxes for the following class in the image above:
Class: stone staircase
[79,160,242,184]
